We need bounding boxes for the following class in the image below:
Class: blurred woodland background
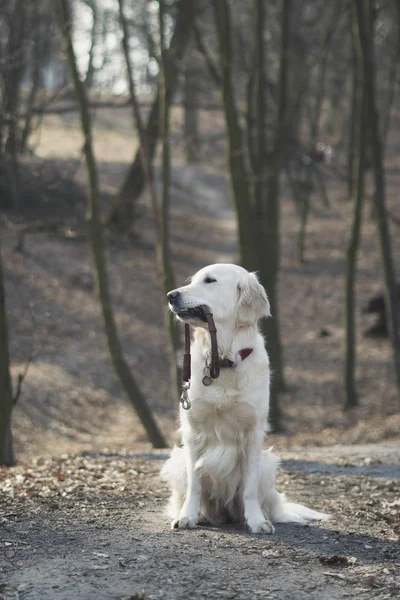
[1,0,400,466]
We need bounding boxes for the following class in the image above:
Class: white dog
[161,264,328,533]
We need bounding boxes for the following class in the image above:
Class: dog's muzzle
[167,291,209,323]
[167,290,181,308]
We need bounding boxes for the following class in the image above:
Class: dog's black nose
[167,290,180,303]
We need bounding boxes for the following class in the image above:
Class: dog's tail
[260,450,330,524]
[271,495,330,523]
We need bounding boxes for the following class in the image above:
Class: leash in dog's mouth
[175,304,209,323]
[180,309,253,410]
[181,309,219,410]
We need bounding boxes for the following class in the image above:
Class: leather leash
[181,312,220,410]
[182,312,220,384]
[180,313,252,410]
[182,323,191,383]
[206,312,220,379]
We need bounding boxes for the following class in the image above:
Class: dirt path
[1,443,399,600]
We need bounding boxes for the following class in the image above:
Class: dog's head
[167,263,270,327]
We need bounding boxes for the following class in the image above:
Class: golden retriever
[161,264,329,533]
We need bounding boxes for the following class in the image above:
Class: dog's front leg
[172,443,201,530]
[243,435,275,534]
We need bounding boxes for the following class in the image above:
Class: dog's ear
[236,272,271,326]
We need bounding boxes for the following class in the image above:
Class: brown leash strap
[206,313,220,379]
[182,314,219,383]
[182,324,191,383]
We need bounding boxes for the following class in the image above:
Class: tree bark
[344,5,367,409]
[250,0,282,430]
[183,58,201,164]
[117,0,179,403]
[4,0,25,159]
[106,0,194,229]
[297,38,329,262]
[211,0,288,430]
[158,0,180,399]
[348,36,361,200]
[19,6,53,154]
[0,237,15,466]
[382,0,400,151]
[355,0,400,397]
[83,0,98,89]
[258,0,291,406]
[211,0,257,270]
[56,0,167,448]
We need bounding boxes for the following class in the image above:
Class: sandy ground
[1,443,399,600]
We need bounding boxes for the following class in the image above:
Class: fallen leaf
[320,555,356,567]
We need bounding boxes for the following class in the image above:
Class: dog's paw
[247,519,275,534]
[171,516,198,530]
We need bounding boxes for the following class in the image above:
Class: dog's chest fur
[180,358,268,490]
[188,384,257,444]
[179,326,270,463]
[182,353,268,449]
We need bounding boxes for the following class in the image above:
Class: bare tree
[183,47,201,163]
[158,0,180,396]
[257,0,291,417]
[82,0,98,89]
[0,237,15,466]
[1,0,26,159]
[211,0,257,268]
[106,0,194,230]
[344,1,367,409]
[118,0,179,401]
[355,0,400,398]
[56,0,167,448]
[0,0,59,157]
[206,0,291,430]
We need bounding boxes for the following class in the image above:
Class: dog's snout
[167,290,180,304]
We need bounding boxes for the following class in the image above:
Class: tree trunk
[56,0,167,448]
[382,0,400,150]
[297,42,329,262]
[211,0,289,430]
[84,0,98,89]
[211,0,257,270]
[2,0,26,212]
[344,6,367,409]
[348,68,358,198]
[4,0,25,159]
[183,58,201,164]
[250,0,282,430]
[19,67,41,154]
[0,237,15,466]
[106,0,194,230]
[211,0,288,430]
[118,0,179,403]
[158,0,180,400]
[258,0,291,404]
[297,193,310,264]
[355,0,400,397]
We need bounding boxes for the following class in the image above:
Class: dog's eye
[204,276,217,284]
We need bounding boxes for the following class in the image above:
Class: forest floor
[0,107,399,598]
[1,443,399,599]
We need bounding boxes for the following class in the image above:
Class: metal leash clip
[180,381,191,410]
